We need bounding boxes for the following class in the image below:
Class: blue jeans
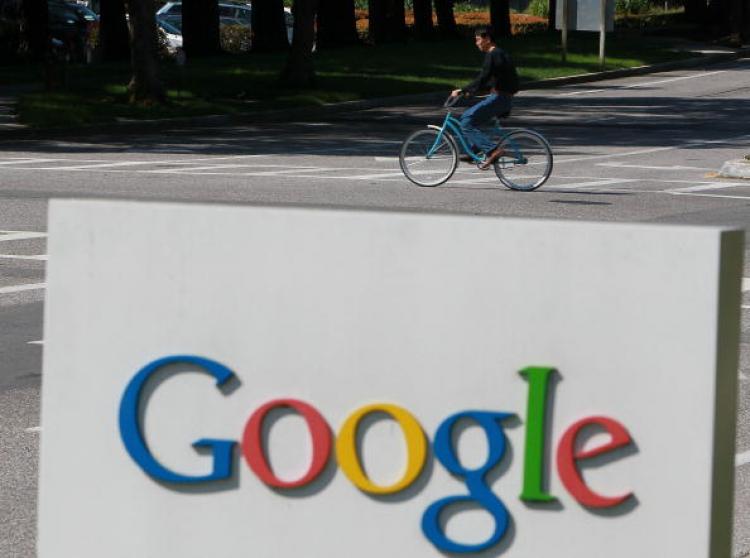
[459,94,512,153]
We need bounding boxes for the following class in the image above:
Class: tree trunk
[280,0,318,87]
[100,0,130,62]
[683,0,708,25]
[385,0,407,41]
[728,0,743,44]
[317,0,360,47]
[433,0,457,37]
[182,0,221,57]
[126,0,166,103]
[252,0,290,52]
[369,0,387,42]
[547,0,557,31]
[707,0,730,34]
[490,0,512,38]
[412,0,434,39]
[21,0,48,61]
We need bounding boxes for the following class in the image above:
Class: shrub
[526,0,549,18]
[615,0,653,15]
[615,9,685,28]
[221,24,251,53]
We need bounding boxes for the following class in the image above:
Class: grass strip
[13,30,698,128]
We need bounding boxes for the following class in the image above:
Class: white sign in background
[38,200,741,558]
[556,0,615,32]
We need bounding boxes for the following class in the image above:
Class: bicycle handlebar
[443,93,462,108]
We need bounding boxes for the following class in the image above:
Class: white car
[156,18,183,53]
[156,1,293,44]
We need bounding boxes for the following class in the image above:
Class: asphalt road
[1,56,749,558]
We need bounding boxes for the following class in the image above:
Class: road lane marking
[738,450,750,468]
[36,161,173,171]
[558,70,727,97]
[0,283,46,295]
[0,230,46,242]
[555,132,750,165]
[0,254,47,261]
[546,178,639,189]
[27,340,43,345]
[669,192,750,200]
[597,162,714,171]
[0,158,58,165]
[666,183,747,193]
[25,427,42,433]
[743,278,750,291]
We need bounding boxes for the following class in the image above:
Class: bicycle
[399,94,553,190]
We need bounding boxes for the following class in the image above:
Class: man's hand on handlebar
[450,89,465,98]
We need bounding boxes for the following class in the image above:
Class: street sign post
[38,200,742,558]
[556,0,615,67]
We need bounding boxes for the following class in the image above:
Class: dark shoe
[459,154,474,163]
[479,146,506,170]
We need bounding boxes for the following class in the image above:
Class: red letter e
[557,416,633,508]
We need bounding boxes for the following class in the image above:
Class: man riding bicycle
[451,27,520,170]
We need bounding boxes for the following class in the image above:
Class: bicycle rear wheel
[493,130,553,191]
[399,128,458,187]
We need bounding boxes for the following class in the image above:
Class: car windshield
[160,14,182,31]
[75,4,97,20]
[157,18,181,35]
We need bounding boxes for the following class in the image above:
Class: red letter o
[242,399,331,488]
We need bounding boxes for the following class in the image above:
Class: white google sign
[38,200,741,558]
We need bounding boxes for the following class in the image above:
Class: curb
[2,46,749,141]
[718,159,750,179]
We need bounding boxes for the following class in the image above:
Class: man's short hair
[474,26,496,43]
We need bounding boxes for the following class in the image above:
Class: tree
[126,0,165,103]
[252,0,290,52]
[21,0,48,61]
[368,0,406,43]
[100,0,130,62]
[385,0,406,40]
[317,0,360,48]
[411,0,434,39]
[280,0,318,87]
[182,0,220,57]
[490,0,511,39]
[433,0,457,37]
[683,0,708,24]
[547,0,557,31]
[728,0,745,44]
[368,0,386,42]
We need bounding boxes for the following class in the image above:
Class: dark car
[47,0,98,61]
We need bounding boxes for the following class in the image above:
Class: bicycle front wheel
[399,128,458,187]
[493,130,553,191]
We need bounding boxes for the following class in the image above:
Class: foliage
[615,0,654,14]
[615,9,685,28]
[526,0,549,18]
[15,32,699,128]
[221,24,252,53]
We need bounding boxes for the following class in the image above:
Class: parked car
[156,1,293,44]
[156,17,182,53]
[47,0,98,61]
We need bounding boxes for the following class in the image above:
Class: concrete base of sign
[718,158,750,179]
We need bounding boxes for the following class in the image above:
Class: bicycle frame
[426,110,521,165]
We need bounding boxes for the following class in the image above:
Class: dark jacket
[464,47,520,96]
